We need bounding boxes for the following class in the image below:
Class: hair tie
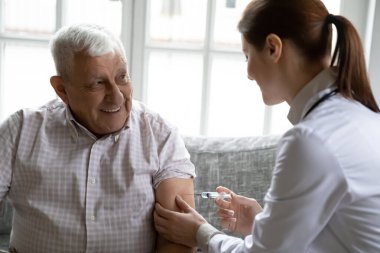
[326,13,335,24]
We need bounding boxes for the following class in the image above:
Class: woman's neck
[284,58,329,105]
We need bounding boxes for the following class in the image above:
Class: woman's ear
[265,33,282,63]
[50,76,69,104]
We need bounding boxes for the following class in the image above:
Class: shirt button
[90,215,96,221]
[89,178,96,184]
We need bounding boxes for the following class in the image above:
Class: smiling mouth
[101,107,121,113]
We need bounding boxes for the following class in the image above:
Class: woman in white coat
[154,0,380,252]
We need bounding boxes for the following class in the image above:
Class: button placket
[85,140,104,252]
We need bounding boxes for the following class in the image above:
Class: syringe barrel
[201,192,231,199]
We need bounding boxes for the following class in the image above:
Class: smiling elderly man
[0,24,196,253]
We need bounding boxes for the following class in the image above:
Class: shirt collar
[65,104,130,142]
[287,67,338,125]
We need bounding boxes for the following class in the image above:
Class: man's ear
[265,33,282,63]
[50,76,69,104]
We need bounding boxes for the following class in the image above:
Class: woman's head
[239,0,379,112]
[239,0,331,63]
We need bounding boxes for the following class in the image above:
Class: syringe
[198,192,231,200]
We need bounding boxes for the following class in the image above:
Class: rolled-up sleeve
[152,127,195,189]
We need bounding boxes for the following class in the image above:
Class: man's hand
[215,186,262,237]
[154,195,207,248]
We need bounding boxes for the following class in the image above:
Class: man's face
[62,51,132,136]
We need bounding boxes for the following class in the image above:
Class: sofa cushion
[0,200,12,234]
[183,135,280,232]
[0,199,12,251]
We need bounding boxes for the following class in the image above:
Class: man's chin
[95,119,128,136]
[94,126,122,137]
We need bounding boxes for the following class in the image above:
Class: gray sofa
[0,200,11,252]
[184,135,279,232]
[0,134,280,252]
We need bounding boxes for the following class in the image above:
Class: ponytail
[238,0,379,112]
[329,14,380,112]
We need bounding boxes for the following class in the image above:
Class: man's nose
[105,81,124,104]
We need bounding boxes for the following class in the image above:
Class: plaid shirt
[0,99,195,253]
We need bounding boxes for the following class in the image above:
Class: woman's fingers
[217,207,237,232]
[154,196,208,247]
[216,202,237,232]
[155,202,173,219]
[234,195,260,207]
[154,204,169,230]
[216,186,235,195]
[175,195,192,212]
[219,217,237,231]
[217,207,235,218]
[215,197,232,209]
[154,202,179,236]
[214,187,262,236]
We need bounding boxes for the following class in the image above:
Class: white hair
[50,24,126,80]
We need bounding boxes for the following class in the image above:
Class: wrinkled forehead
[74,49,127,65]
[68,51,128,78]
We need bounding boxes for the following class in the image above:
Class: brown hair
[238,0,379,112]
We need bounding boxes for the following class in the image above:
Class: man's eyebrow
[116,68,129,77]
[117,68,127,73]
[86,73,104,80]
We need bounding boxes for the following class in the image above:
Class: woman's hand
[154,195,208,248]
[215,186,263,237]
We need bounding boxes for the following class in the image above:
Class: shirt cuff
[196,223,223,253]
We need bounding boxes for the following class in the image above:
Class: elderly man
[0,24,196,253]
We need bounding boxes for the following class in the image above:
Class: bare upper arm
[155,178,196,252]
[155,177,195,210]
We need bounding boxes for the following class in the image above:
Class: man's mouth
[101,107,121,113]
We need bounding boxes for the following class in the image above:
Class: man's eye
[118,74,130,84]
[85,80,104,89]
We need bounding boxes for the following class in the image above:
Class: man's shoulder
[0,99,67,140]
[130,100,178,138]
[132,100,173,125]
[40,98,66,111]
[16,98,66,123]
[131,100,156,117]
